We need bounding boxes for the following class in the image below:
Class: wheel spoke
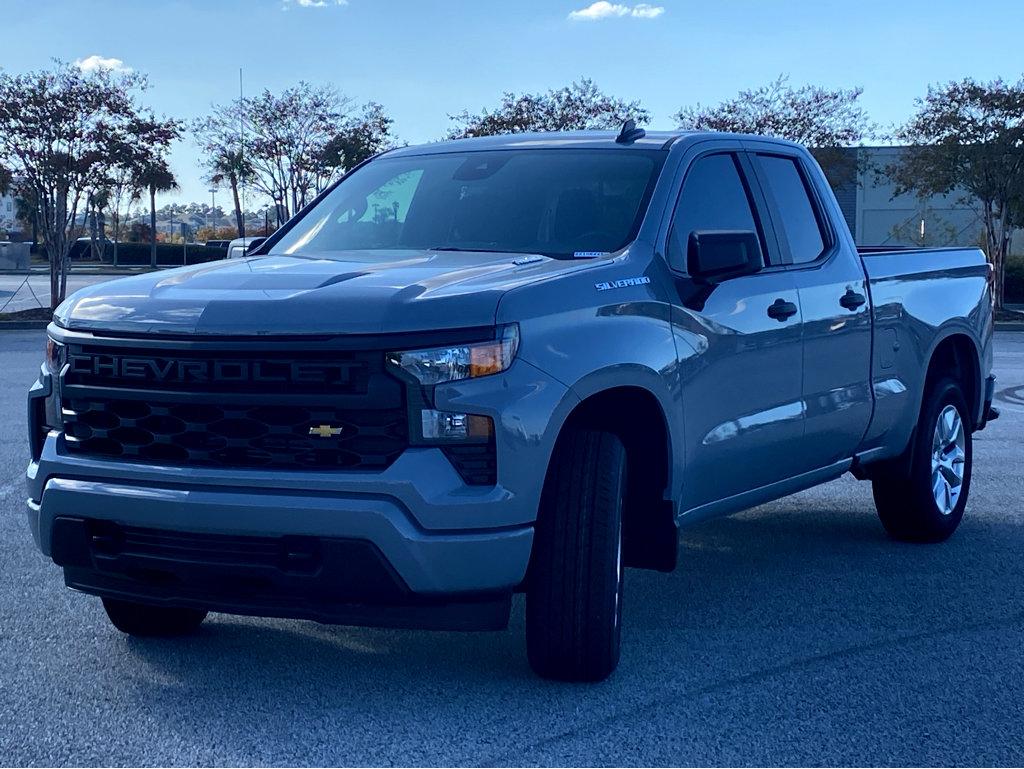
[942,408,956,444]
[932,471,948,511]
[939,461,960,488]
[949,410,962,444]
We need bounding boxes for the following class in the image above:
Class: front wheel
[872,377,973,543]
[102,597,207,637]
[526,429,626,682]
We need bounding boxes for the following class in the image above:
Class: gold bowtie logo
[309,424,343,438]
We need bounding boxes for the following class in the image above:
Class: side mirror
[687,230,764,283]
[245,237,267,254]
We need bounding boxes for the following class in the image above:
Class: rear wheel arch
[923,331,982,429]
[862,330,982,481]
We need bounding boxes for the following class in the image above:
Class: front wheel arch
[542,385,677,572]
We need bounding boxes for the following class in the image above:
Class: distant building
[834,146,1022,252]
[0,187,17,233]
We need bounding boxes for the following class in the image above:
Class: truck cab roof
[382,130,806,158]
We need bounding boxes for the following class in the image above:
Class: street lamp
[208,187,216,235]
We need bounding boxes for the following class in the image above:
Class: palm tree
[135,160,178,268]
[210,149,249,238]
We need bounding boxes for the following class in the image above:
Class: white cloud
[74,55,132,74]
[568,1,664,20]
[282,0,347,8]
[630,3,664,18]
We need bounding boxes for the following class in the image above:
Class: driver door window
[667,153,764,271]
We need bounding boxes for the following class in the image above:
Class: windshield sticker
[574,251,610,259]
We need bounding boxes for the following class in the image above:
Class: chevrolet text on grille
[69,353,358,385]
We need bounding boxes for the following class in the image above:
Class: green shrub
[1006,256,1024,304]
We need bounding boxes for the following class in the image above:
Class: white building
[835,146,1023,253]
[0,188,16,233]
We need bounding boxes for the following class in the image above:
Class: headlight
[45,338,65,376]
[387,325,519,386]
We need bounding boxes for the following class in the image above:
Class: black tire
[872,377,973,543]
[526,429,626,682]
[102,597,207,637]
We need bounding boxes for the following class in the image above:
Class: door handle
[840,289,867,311]
[767,298,798,322]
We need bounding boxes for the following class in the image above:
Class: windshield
[271,148,665,260]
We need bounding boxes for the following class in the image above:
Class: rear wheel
[872,377,973,543]
[102,597,207,636]
[526,429,626,682]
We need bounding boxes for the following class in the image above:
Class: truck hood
[54,249,587,336]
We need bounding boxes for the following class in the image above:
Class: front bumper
[26,438,536,629]
[43,514,515,630]
[26,354,577,629]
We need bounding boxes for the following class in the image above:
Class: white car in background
[226,236,266,259]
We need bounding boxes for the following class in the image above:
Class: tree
[311,102,396,192]
[674,75,872,188]
[209,150,248,237]
[247,83,350,222]
[0,62,170,308]
[84,186,110,262]
[197,84,351,227]
[193,109,253,237]
[14,188,40,245]
[103,114,180,265]
[135,160,178,268]
[890,78,1024,309]
[104,159,140,266]
[448,78,649,138]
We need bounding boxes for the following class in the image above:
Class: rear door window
[755,155,827,264]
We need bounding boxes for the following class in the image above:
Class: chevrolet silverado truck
[27,126,997,681]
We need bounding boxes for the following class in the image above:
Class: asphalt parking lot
[1,329,1022,767]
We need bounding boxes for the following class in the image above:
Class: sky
[3,0,1024,206]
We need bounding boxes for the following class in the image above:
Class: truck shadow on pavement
[104,492,1024,764]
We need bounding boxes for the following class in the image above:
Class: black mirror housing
[687,230,764,283]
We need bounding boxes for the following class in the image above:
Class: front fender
[507,307,682,503]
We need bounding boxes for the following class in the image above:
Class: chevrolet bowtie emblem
[309,424,343,438]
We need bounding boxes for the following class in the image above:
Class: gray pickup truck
[27,126,997,681]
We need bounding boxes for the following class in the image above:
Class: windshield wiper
[428,246,502,253]
[428,246,565,259]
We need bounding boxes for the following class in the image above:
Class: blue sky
[3,0,1023,205]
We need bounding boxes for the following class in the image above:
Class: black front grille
[60,343,410,471]
[64,398,407,470]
